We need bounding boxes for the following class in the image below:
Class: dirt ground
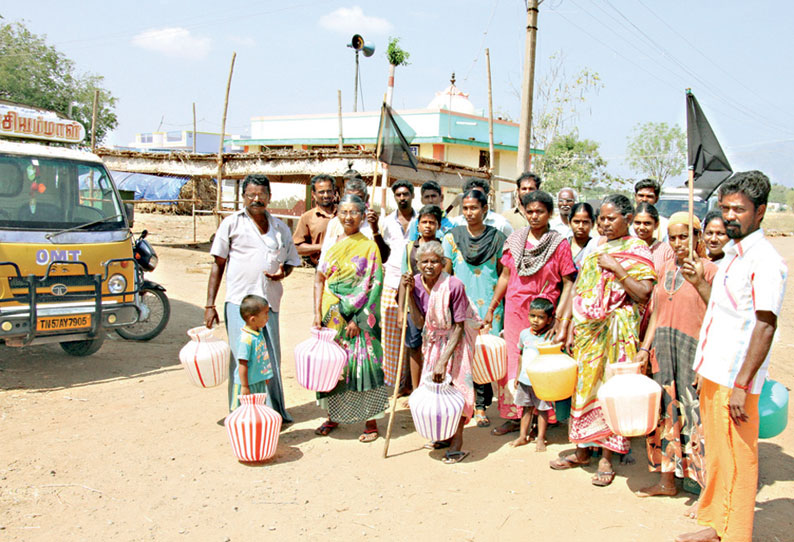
[2,213,792,542]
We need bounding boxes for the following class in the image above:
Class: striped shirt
[693,229,787,394]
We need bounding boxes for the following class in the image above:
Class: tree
[0,20,117,144]
[536,132,622,194]
[768,183,789,205]
[625,121,686,186]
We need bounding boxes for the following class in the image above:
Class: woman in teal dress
[443,189,506,427]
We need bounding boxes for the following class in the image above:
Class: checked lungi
[380,285,401,386]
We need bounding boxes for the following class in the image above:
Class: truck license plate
[36,314,92,331]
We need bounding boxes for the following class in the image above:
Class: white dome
[427,83,476,115]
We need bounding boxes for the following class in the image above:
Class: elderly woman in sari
[312,195,388,443]
[550,194,656,487]
[400,241,480,463]
[484,190,577,435]
[634,212,716,508]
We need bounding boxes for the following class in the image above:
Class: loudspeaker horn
[350,34,364,51]
[362,41,375,57]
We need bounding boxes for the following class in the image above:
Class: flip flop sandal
[358,429,379,443]
[423,440,452,450]
[442,450,470,464]
[592,471,616,487]
[474,412,490,428]
[549,455,591,470]
[314,421,338,436]
[490,420,521,436]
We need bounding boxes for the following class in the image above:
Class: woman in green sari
[550,195,656,486]
[312,195,388,443]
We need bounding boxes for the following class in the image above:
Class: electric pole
[517,0,539,174]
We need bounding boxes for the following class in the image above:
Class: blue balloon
[758,379,788,439]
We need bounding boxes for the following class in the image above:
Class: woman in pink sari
[401,241,481,464]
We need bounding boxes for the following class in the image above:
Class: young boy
[510,297,555,451]
[230,294,273,410]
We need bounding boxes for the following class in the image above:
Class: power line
[462,0,500,81]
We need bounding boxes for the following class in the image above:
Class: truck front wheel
[60,330,106,356]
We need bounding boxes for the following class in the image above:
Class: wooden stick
[383,296,410,458]
[192,102,197,153]
[687,166,695,260]
[215,52,237,225]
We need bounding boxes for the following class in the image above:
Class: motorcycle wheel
[60,329,106,356]
[116,287,171,341]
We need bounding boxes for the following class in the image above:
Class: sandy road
[1,214,792,541]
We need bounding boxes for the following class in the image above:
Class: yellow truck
[0,136,139,355]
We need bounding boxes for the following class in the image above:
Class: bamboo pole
[485,48,496,208]
[687,166,695,260]
[337,90,344,151]
[90,89,99,151]
[215,52,237,225]
[371,99,387,208]
[383,298,410,458]
[192,102,197,153]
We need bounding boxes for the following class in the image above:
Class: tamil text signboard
[0,104,85,144]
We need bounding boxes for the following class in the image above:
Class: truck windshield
[0,153,125,231]
[656,198,710,221]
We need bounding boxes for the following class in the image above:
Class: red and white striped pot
[472,333,507,384]
[225,393,282,462]
[178,326,229,388]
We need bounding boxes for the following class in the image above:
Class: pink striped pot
[293,327,348,392]
[597,372,662,437]
[178,326,229,388]
[472,333,507,384]
[225,393,282,462]
[409,377,465,442]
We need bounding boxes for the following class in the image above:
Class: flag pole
[371,99,387,208]
[687,165,695,260]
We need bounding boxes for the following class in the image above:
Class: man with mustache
[676,171,787,542]
[293,174,337,267]
[204,174,301,422]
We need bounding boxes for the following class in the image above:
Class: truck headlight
[108,274,127,294]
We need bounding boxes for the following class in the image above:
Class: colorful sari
[317,232,388,423]
[569,236,656,453]
[419,273,481,422]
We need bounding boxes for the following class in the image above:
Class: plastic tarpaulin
[109,170,191,204]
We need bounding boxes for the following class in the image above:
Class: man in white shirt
[450,177,514,236]
[379,180,415,390]
[676,171,787,542]
[204,175,301,420]
[549,187,577,238]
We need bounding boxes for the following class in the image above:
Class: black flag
[686,90,732,199]
[377,103,418,171]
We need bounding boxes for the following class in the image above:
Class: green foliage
[0,20,117,144]
[786,189,794,210]
[386,37,410,67]
[536,132,625,194]
[625,121,686,186]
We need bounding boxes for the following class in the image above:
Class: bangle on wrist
[205,305,216,309]
[639,347,650,353]
[617,274,628,282]
[734,381,750,391]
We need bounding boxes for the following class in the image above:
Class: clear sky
[4,1,794,186]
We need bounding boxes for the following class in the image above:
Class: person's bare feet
[635,482,677,498]
[509,435,531,447]
[674,527,720,542]
[684,501,699,519]
[535,439,547,452]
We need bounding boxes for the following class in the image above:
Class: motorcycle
[116,229,170,341]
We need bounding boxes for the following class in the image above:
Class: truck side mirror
[124,202,135,229]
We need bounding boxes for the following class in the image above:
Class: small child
[230,294,273,411]
[510,297,555,452]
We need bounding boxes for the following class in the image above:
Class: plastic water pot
[525,343,577,401]
[293,327,348,392]
[225,393,282,462]
[472,333,507,384]
[759,379,788,439]
[178,326,230,388]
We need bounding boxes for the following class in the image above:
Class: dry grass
[764,211,794,233]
